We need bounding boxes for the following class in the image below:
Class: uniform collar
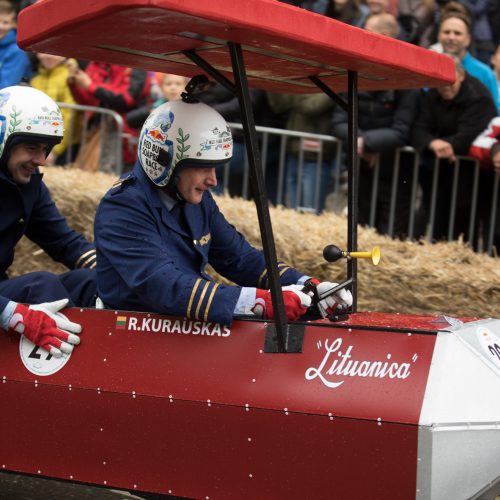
[156,188,177,211]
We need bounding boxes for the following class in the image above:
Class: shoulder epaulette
[109,174,135,193]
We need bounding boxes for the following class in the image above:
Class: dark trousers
[0,269,97,307]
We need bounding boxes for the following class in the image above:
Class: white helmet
[138,99,233,187]
[0,86,64,165]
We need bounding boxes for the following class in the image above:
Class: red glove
[8,299,82,357]
[253,286,311,321]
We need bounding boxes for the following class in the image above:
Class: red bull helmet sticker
[197,126,232,156]
[140,109,175,185]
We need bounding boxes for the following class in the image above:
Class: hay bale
[11,167,117,277]
[10,166,500,318]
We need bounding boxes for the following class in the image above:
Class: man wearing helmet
[94,98,352,325]
[0,86,96,358]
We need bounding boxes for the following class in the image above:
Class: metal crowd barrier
[56,102,124,174]
[53,108,498,256]
[226,122,342,212]
[225,123,499,257]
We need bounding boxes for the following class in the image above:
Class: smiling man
[94,99,352,325]
[0,86,97,357]
[437,13,499,112]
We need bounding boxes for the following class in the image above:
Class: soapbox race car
[1,1,499,499]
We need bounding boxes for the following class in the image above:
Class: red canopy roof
[17,0,455,93]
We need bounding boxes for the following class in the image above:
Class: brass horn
[323,245,381,266]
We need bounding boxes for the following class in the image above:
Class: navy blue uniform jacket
[94,162,304,325]
[0,168,96,312]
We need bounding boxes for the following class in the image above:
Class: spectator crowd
[3,0,500,254]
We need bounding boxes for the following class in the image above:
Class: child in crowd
[126,73,189,130]
[30,53,82,165]
[155,72,189,104]
[0,0,31,88]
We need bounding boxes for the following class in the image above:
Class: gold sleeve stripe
[80,254,97,268]
[187,278,202,318]
[195,281,210,320]
[258,268,268,288]
[89,262,96,269]
[75,249,96,268]
[203,283,220,322]
[279,266,291,277]
[258,263,292,287]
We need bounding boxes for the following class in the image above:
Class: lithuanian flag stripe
[116,316,127,327]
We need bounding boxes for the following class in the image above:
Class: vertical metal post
[333,139,342,194]
[448,158,460,242]
[314,143,323,213]
[428,157,440,241]
[487,171,499,256]
[296,140,305,208]
[369,156,380,228]
[228,42,288,352]
[347,71,358,310]
[388,150,401,238]
[408,149,419,239]
[276,135,287,206]
[467,158,480,246]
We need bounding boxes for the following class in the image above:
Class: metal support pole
[182,50,236,93]
[309,76,348,111]
[309,74,358,308]
[228,42,289,352]
[347,71,358,311]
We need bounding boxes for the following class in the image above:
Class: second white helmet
[138,100,233,187]
[0,86,64,164]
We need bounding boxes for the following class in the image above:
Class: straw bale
[10,167,116,277]
[10,166,500,319]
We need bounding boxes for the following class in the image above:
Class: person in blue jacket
[0,1,32,88]
[94,98,352,326]
[0,86,96,357]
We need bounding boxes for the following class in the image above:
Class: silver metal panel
[420,319,500,426]
[417,425,500,500]
[417,319,500,499]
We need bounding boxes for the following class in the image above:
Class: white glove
[8,299,81,358]
[316,282,353,318]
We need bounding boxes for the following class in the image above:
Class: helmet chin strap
[165,174,186,204]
